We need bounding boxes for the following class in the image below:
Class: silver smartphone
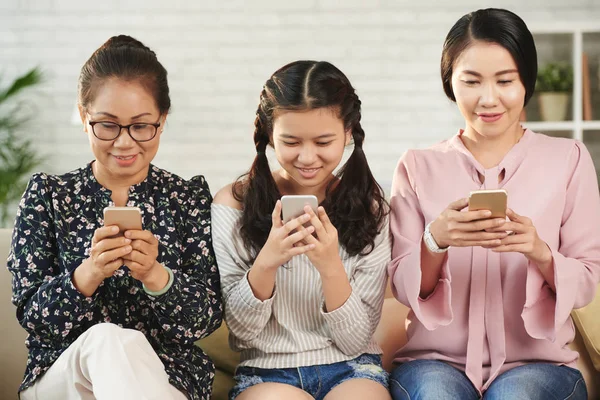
[281,195,318,223]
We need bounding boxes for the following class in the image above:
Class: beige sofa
[1,228,598,399]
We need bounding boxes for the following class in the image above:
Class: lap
[231,354,389,400]
[485,363,587,400]
[390,360,479,400]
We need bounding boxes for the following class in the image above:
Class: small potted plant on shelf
[536,62,573,121]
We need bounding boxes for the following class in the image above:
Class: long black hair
[233,60,387,258]
[441,8,538,106]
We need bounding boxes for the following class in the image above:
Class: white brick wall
[2,0,600,196]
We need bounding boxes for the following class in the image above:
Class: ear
[78,105,88,132]
[158,114,168,136]
[345,129,353,146]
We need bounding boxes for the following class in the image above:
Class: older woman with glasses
[7,35,222,400]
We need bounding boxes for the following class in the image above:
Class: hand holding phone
[253,199,317,271]
[74,224,134,296]
[427,197,510,249]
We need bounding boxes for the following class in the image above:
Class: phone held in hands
[281,195,318,223]
[468,189,508,219]
[103,206,143,236]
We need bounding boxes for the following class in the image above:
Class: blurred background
[1,0,600,226]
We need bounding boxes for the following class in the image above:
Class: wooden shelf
[583,121,600,131]
[522,121,575,131]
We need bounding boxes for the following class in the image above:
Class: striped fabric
[211,203,391,369]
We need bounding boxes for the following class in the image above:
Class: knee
[390,360,476,400]
[83,323,147,346]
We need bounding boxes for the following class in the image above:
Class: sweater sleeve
[321,219,391,355]
[211,205,275,343]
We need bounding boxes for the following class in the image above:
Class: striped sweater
[211,203,391,369]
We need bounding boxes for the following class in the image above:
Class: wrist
[142,262,170,292]
[73,259,104,297]
[532,240,553,265]
[424,221,449,253]
[318,258,346,280]
[253,253,279,274]
[82,258,105,286]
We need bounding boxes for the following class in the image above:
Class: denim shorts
[230,353,389,400]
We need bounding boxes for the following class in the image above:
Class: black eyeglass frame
[88,120,161,142]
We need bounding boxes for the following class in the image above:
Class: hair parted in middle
[233,60,388,258]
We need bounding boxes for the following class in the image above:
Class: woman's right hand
[73,226,132,296]
[428,198,509,249]
[253,200,316,271]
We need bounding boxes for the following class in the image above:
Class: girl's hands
[253,200,316,271]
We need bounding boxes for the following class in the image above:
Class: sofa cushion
[571,284,600,372]
[196,322,240,376]
[0,228,28,399]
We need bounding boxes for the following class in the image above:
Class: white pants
[20,323,187,400]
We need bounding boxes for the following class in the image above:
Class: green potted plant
[536,62,573,121]
[0,68,44,227]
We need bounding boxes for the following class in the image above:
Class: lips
[477,113,504,123]
[113,154,138,166]
[296,167,321,179]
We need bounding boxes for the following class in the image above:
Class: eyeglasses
[89,120,161,142]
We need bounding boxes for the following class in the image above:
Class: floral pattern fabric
[7,163,223,400]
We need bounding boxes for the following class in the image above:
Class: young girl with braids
[212,61,392,400]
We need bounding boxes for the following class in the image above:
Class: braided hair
[233,61,387,258]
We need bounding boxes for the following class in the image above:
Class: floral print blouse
[7,163,223,400]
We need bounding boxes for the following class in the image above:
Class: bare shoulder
[213,183,243,210]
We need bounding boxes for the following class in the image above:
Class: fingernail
[125,246,132,252]
[496,219,505,225]
[111,226,118,232]
[124,238,131,244]
[303,214,311,220]
[124,231,131,238]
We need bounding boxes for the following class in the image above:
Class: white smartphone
[281,195,318,223]
[103,206,143,235]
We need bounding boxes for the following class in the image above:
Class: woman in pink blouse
[388,8,600,400]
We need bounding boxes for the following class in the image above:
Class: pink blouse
[388,129,600,393]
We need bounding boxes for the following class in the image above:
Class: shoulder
[25,166,88,198]
[213,183,243,210]
[397,140,456,168]
[528,132,590,166]
[150,166,211,203]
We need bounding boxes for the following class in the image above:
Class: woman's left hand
[490,209,553,265]
[301,206,343,276]
[122,230,169,290]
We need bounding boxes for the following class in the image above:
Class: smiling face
[451,40,526,141]
[79,78,165,186]
[272,107,351,198]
